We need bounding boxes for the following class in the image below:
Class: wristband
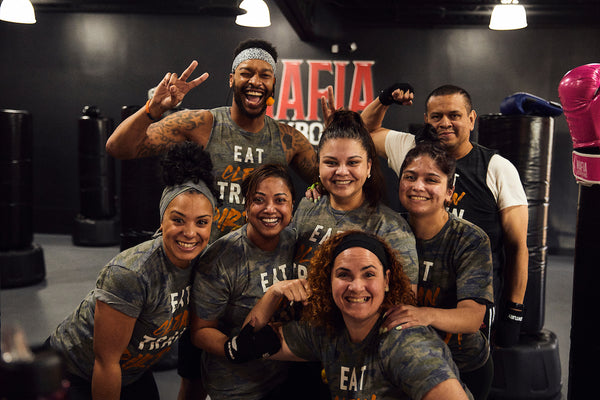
[572,151,600,185]
[224,324,281,364]
[506,301,524,311]
[506,309,524,322]
[494,306,524,347]
[378,83,415,106]
[145,99,162,122]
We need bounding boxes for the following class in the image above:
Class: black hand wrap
[378,83,415,106]
[414,123,439,144]
[224,323,281,364]
[494,302,524,347]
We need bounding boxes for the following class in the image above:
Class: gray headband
[159,180,216,222]
[231,48,276,73]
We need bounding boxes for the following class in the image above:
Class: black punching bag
[0,109,45,288]
[479,114,561,400]
[568,184,600,398]
[1,109,34,250]
[557,63,600,400]
[72,106,119,246]
[118,105,163,251]
[479,114,552,333]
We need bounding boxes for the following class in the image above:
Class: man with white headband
[107,39,317,244]
[107,38,317,399]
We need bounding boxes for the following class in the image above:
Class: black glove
[414,123,439,144]
[378,83,415,106]
[494,302,524,347]
[224,323,281,364]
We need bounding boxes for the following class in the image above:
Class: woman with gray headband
[47,141,219,400]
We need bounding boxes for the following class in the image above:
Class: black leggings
[461,354,494,400]
[66,369,159,400]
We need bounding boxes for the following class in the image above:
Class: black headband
[332,232,390,271]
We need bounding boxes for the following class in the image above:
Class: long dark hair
[400,141,456,190]
[241,163,296,209]
[317,110,385,207]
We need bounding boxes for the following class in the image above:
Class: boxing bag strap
[572,150,600,184]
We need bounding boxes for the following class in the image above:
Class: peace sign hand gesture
[150,60,209,115]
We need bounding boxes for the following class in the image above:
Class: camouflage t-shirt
[292,195,418,284]
[416,212,494,372]
[206,106,288,242]
[282,319,472,400]
[49,236,193,385]
[191,225,296,400]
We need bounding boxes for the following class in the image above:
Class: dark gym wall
[0,5,598,253]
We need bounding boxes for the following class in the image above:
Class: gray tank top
[206,106,287,242]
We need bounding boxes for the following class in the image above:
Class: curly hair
[159,141,221,205]
[317,110,385,207]
[302,230,416,336]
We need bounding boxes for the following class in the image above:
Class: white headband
[231,48,276,73]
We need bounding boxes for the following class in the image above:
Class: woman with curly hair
[242,230,472,400]
[290,108,419,399]
[48,141,218,400]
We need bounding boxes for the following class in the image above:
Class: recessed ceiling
[274,0,600,41]
[31,0,600,42]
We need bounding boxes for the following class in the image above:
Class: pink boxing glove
[558,63,600,149]
[591,85,600,138]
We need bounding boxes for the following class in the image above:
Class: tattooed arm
[106,61,210,159]
[278,123,318,184]
[106,108,213,159]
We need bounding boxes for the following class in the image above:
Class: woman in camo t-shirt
[242,230,472,400]
[189,164,298,400]
[291,109,420,398]
[48,142,218,400]
[382,141,494,400]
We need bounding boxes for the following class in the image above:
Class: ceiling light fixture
[489,0,527,30]
[0,0,36,24]
[236,0,271,27]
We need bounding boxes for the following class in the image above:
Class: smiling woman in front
[48,142,218,400]
[242,230,473,400]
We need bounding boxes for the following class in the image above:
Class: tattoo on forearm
[137,110,209,158]
[279,123,318,183]
[278,123,296,162]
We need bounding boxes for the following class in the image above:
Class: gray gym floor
[1,234,573,399]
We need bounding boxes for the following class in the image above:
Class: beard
[232,81,270,120]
